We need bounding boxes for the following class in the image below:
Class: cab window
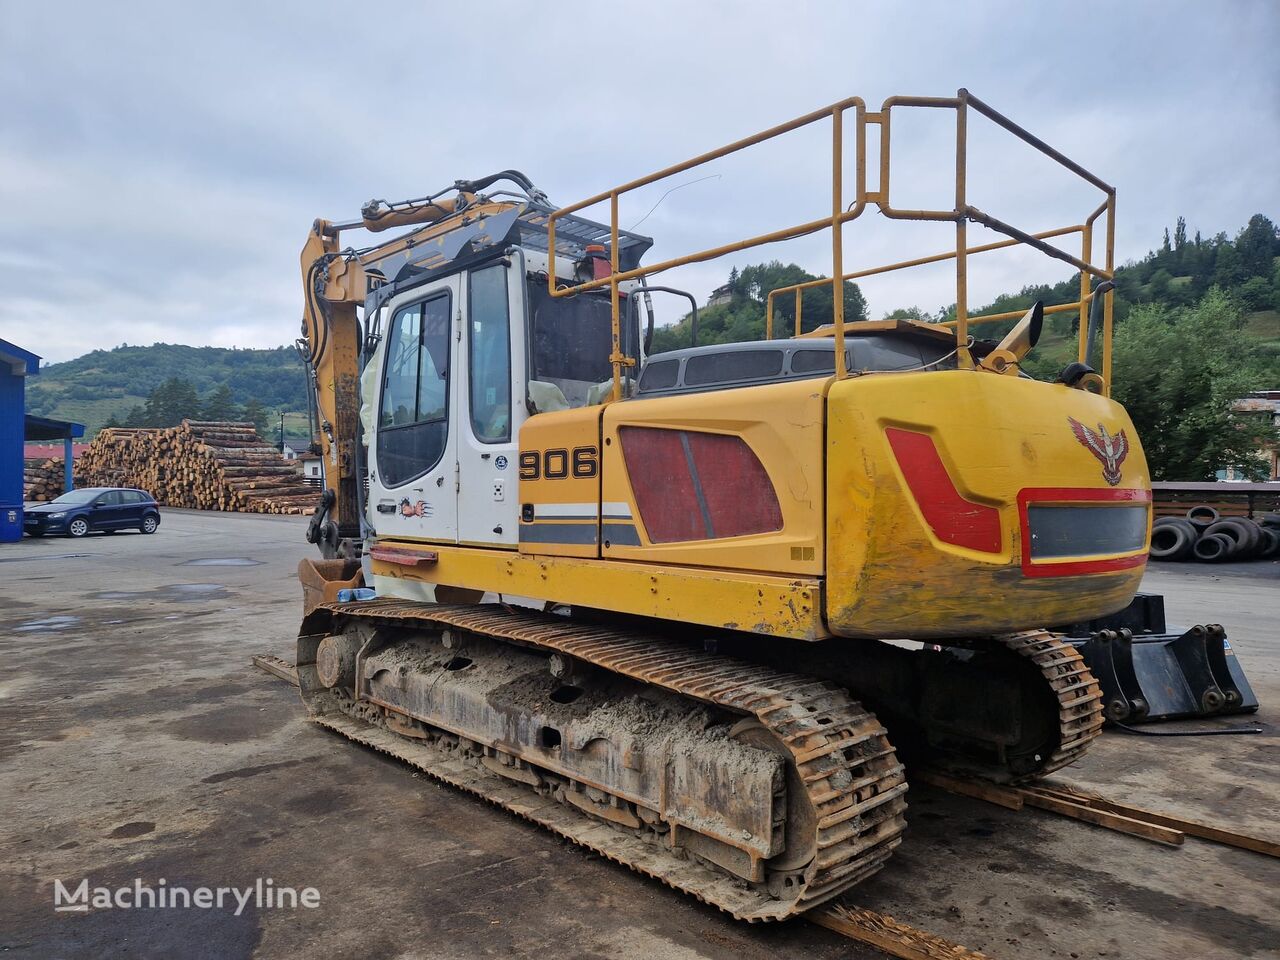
[468,265,511,442]
[525,279,639,410]
[378,294,451,486]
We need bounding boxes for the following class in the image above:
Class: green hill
[653,214,1280,361]
[26,343,310,436]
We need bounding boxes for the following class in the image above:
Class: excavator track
[996,630,1104,780]
[299,600,909,922]
[732,626,1106,784]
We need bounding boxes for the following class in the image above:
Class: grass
[1243,309,1280,339]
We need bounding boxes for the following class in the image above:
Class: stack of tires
[1151,508,1280,563]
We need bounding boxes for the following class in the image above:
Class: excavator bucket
[1061,594,1260,724]
[298,557,362,617]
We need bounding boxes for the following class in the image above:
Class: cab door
[368,277,460,543]
[456,260,524,547]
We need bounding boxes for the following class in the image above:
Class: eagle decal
[1067,417,1129,486]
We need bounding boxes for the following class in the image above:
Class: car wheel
[141,515,160,534]
[67,518,89,538]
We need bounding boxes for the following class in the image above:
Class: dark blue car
[24,487,161,538]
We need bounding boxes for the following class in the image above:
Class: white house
[299,453,323,479]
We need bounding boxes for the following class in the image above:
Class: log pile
[23,458,65,502]
[75,420,317,515]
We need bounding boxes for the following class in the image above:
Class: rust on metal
[998,630,1104,779]
[298,600,909,921]
[367,546,439,566]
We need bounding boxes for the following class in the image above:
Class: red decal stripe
[885,428,1002,553]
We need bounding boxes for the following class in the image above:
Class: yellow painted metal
[1079,218,1094,363]
[951,299,1083,328]
[600,378,827,576]
[299,224,364,527]
[371,360,1152,641]
[768,227,1082,316]
[954,97,971,367]
[824,370,1149,639]
[831,105,847,379]
[361,193,476,233]
[302,90,1136,645]
[517,406,603,560]
[764,225,1088,339]
[370,542,829,641]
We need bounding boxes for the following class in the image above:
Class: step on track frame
[299,600,909,922]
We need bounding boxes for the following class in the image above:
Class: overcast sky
[2,1,1277,364]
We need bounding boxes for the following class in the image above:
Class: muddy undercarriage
[298,599,1101,921]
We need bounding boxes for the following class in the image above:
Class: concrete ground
[1,511,1276,960]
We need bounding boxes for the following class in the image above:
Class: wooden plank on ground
[915,771,1024,810]
[1017,792,1184,846]
[811,905,992,959]
[252,655,299,687]
[1029,784,1280,858]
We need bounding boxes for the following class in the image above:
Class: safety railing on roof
[546,89,1116,400]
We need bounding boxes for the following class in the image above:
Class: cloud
[1,0,1276,361]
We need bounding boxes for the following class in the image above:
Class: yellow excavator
[294,91,1148,920]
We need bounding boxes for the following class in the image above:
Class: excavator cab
[356,223,652,551]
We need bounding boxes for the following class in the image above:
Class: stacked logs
[75,421,317,515]
[23,459,65,502]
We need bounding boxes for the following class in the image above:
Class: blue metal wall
[0,364,24,541]
[0,340,41,542]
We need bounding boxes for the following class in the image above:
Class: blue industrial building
[0,339,85,543]
[1,339,41,542]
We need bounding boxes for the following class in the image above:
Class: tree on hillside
[145,377,202,427]
[650,261,867,353]
[1111,289,1277,481]
[883,306,938,322]
[201,384,240,422]
[242,397,269,435]
[1235,214,1279,279]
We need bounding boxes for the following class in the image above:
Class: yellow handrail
[546,89,1116,398]
[765,224,1086,339]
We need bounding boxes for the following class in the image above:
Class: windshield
[51,489,101,505]
[526,279,639,409]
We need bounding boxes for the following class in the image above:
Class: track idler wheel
[316,633,363,689]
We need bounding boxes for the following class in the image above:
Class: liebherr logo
[53,878,320,915]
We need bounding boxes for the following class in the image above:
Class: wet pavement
[1,510,1277,959]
